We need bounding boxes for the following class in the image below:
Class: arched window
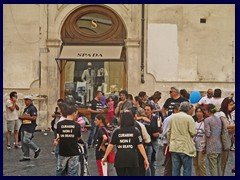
[57,5,127,106]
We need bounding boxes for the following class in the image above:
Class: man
[196,88,213,109]
[162,87,190,117]
[87,91,104,148]
[18,95,40,161]
[115,90,132,118]
[5,91,21,149]
[167,101,196,176]
[54,105,81,176]
[138,91,149,109]
[81,62,96,103]
[162,104,180,176]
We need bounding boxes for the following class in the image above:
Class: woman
[193,106,207,176]
[102,111,149,176]
[133,96,145,117]
[215,97,235,176]
[204,104,223,176]
[94,114,109,176]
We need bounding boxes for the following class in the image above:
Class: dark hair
[119,111,135,128]
[149,91,161,100]
[149,95,161,101]
[106,96,113,103]
[58,102,68,117]
[213,88,222,98]
[57,98,64,103]
[195,106,205,115]
[134,96,143,107]
[138,91,146,98]
[95,114,107,127]
[206,104,217,114]
[145,104,154,111]
[119,90,128,97]
[65,105,77,116]
[154,91,161,96]
[219,97,234,119]
[180,89,190,99]
[128,94,133,101]
[10,91,17,98]
[95,90,102,97]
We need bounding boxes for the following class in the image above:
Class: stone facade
[3,4,235,132]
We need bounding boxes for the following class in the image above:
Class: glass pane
[64,61,124,107]
[76,13,112,35]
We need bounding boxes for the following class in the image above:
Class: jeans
[145,140,160,176]
[171,152,193,176]
[21,131,39,159]
[56,155,79,176]
[87,118,98,146]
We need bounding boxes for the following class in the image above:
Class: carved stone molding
[46,39,61,47]
[61,5,126,45]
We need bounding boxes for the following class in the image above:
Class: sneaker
[15,144,22,149]
[7,145,11,150]
[19,158,30,162]
[34,148,41,158]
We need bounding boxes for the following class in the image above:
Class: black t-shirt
[163,97,188,116]
[21,104,38,133]
[95,127,109,160]
[144,116,159,141]
[89,99,103,119]
[57,120,81,157]
[110,126,143,167]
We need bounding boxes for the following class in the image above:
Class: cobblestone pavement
[3,130,235,176]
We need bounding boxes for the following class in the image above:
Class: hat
[24,95,33,100]
[87,62,92,66]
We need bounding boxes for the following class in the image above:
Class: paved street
[3,130,235,176]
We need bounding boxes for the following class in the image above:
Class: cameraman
[51,99,64,139]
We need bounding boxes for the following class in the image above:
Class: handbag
[102,127,115,164]
[220,118,230,151]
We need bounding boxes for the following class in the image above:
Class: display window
[64,61,125,106]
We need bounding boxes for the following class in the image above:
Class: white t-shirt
[6,99,19,121]
[210,98,224,110]
[198,96,213,106]
[194,121,205,151]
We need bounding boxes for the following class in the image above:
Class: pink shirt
[107,101,114,112]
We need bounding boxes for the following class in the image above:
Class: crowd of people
[5,87,235,176]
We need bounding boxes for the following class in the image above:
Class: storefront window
[64,61,124,106]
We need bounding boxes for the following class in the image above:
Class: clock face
[76,13,112,35]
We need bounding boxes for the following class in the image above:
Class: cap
[87,62,92,66]
[24,95,33,100]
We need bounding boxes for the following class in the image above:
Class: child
[76,112,88,132]
[107,96,114,125]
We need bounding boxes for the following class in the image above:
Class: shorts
[7,120,20,132]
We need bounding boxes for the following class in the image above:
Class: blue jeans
[87,118,97,146]
[21,131,39,159]
[56,155,79,176]
[145,140,160,176]
[171,152,193,176]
